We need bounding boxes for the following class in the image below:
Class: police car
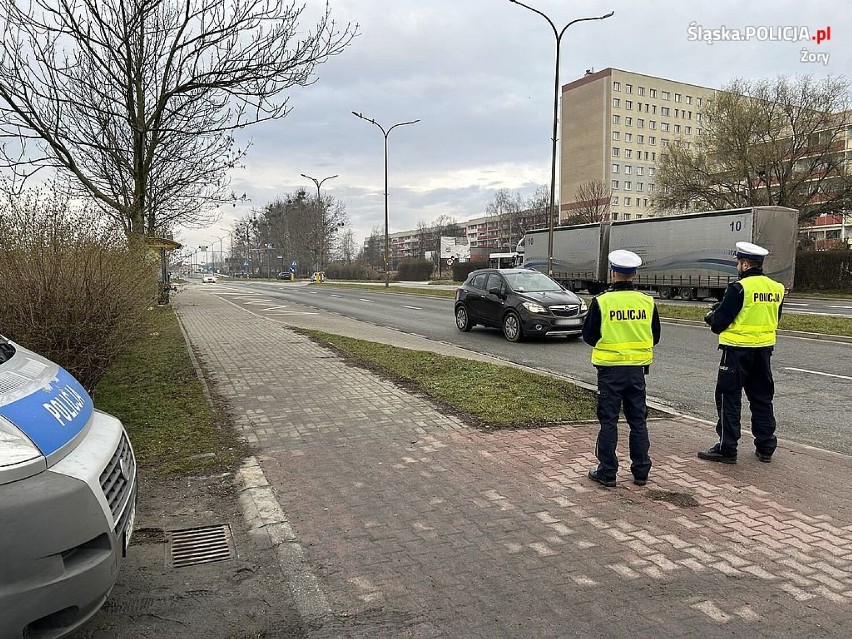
[0,335,137,638]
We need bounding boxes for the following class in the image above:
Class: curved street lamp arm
[561,12,615,38]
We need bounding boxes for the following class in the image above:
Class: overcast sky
[177,0,851,257]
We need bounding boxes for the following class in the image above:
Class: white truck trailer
[521,206,798,300]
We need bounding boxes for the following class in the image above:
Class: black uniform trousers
[714,346,777,457]
[594,366,652,481]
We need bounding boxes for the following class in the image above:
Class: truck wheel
[502,311,524,342]
[455,304,472,332]
[659,287,672,300]
[681,287,695,301]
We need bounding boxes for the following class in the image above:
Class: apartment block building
[560,68,717,222]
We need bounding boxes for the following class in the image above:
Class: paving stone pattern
[177,287,852,638]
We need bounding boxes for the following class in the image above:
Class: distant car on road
[454,268,587,342]
[202,274,217,284]
[277,271,292,280]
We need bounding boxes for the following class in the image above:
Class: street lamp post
[219,228,233,275]
[352,111,420,287]
[212,235,225,274]
[509,1,614,277]
[300,173,338,274]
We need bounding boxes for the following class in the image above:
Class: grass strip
[297,329,639,428]
[93,305,247,476]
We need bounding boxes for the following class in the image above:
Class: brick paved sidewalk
[176,286,852,638]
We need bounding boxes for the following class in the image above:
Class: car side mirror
[488,287,502,297]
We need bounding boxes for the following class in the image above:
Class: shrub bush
[794,249,852,291]
[324,260,379,280]
[0,186,157,390]
[396,258,434,281]
[452,261,488,282]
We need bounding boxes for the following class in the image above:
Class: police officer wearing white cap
[582,250,661,488]
[698,241,785,465]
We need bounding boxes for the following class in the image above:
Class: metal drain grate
[165,524,236,568]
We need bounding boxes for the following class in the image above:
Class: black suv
[454,268,587,342]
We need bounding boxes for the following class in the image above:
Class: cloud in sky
[177,0,851,254]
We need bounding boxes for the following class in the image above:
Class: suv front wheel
[502,311,524,342]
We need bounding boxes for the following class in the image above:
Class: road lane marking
[359,298,373,302]
[402,305,422,310]
[264,305,288,310]
[784,367,852,381]
[828,305,852,309]
[784,302,808,306]
[269,311,318,315]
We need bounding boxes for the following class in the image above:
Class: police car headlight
[521,301,547,314]
[0,415,42,467]
[580,299,587,312]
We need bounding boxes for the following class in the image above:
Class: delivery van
[0,335,137,639]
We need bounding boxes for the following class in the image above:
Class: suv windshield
[503,271,563,293]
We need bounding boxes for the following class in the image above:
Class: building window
[651,105,657,114]
[612,163,619,173]
[612,114,620,124]
[696,128,701,136]
[688,111,692,119]
[643,151,649,160]
[674,124,681,133]
[697,97,703,106]
[612,212,618,220]
[644,198,649,206]
[624,197,631,205]
[626,100,633,110]
[623,213,631,220]
[612,147,620,156]
[624,181,632,190]
[649,168,656,177]
[650,88,657,98]
[638,86,645,96]
[661,107,670,116]
[686,95,692,105]
[613,98,620,108]
[675,93,682,102]
[625,83,632,93]
[696,113,702,122]
[637,167,644,176]
[613,81,621,91]
[649,121,656,130]
[612,180,619,189]
[651,152,656,161]
[648,184,654,193]
[649,136,656,145]
[636,182,644,192]
[624,133,632,142]
[612,131,620,140]
[637,119,644,128]
[624,165,632,175]
[685,126,692,134]
[660,139,669,147]
[661,122,670,132]
[637,134,644,144]
[661,90,670,100]
[624,149,632,158]
[612,196,619,205]
[625,117,632,126]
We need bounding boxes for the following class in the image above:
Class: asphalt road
[211,281,852,456]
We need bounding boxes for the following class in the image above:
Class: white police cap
[735,241,769,260]
[608,249,642,274]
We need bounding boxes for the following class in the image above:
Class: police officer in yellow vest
[583,250,661,488]
[698,241,785,464]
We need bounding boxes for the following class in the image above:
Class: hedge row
[794,250,852,291]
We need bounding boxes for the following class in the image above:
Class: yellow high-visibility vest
[591,290,655,366]
[719,275,784,347]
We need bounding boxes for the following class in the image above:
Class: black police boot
[587,468,616,487]
[633,476,647,486]
[755,450,772,463]
[697,444,737,464]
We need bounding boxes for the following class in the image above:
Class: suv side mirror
[488,287,503,297]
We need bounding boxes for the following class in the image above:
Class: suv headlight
[0,415,42,467]
[521,301,547,314]
[580,299,587,312]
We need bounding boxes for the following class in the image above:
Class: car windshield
[503,271,563,293]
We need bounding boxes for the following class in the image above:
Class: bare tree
[0,0,357,237]
[655,75,852,222]
[485,189,524,250]
[568,179,611,224]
